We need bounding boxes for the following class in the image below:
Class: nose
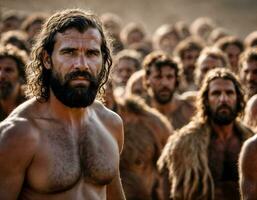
[74,55,89,71]
[219,92,229,103]
[160,77,170,87]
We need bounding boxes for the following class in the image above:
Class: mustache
[64,71,97,83]
[216,104,233,112]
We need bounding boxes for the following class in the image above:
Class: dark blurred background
[1,0,256,37]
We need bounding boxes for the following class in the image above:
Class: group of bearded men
[0,7,256,200]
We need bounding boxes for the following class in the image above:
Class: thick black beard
[154,90,173,105]
[50,70,99,108]
[207,104,238,125]
[0,81,14,100]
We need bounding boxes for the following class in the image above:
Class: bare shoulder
[0,98,40,155]
[240,135,257,162]
[91,101,124,152]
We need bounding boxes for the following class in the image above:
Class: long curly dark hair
[26,9,112,101]
[195,68,245,123]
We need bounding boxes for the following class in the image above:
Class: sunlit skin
[240,60,257,99]
[207,78,242,200]
[0,28,125,200]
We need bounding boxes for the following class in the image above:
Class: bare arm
[239,135,257,200]
[0,119,37,199]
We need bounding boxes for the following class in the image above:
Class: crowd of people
[0,7,256,200]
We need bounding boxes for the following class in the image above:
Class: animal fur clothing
[157,120,254,200]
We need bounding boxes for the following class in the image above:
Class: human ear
[42,50,51,69]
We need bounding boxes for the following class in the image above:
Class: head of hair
[21,12,48,32]
[113,49,142,71]
[152,24,180,50]
[174,36,204,59]
[0,30,29,53]
[215,35,244,52]
[120,22,146,46]
[0,44,28,83]
[26,8,112,101]
[195,46,230,85]
[239,47,257,69]
[244,30,257,48]
[143,51,180,88]
[196,68,245,123]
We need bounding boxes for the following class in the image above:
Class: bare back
[0,98,125,200]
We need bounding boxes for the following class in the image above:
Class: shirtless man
[143,51,195,130]
[158,68,254,200]
[0,9,126,200]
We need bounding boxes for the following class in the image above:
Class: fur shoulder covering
[157,121,214,200]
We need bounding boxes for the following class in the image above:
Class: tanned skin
[0,27,126,200]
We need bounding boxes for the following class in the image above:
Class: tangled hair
[25,8,112,101]
[195,68,245,123]
[194,46,230,85]
[143,51,181,88]
[214,35,244,52]
[174,36,204,59]
[113,49,142,71]
[0,30,30,53]
[0,44,28,83]
[152,24,180,50]
[239,47,257,68]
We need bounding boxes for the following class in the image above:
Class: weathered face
[207,78,238,125]
[240,60,257,98]
[0,57,20,100]
[45,27,103,107]
[198,56,224,84]
[147,65,176,104]
[225,44,241,72]
[113,58,137,86]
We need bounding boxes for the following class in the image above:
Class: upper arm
[239,136,257,200]
[0,119,38,199]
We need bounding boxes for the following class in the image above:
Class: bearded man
[158,68,254,200]
[0,9,126,200]
[143,51,195,130]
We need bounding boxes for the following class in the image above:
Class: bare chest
[26,123,119,193]
[208,134,242,182]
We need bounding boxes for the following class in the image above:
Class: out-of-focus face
[127,30,144,45]
[147,65,176,104]
[113,58,137,86]
[207,78,238,125]
[182,49,200,81]
[46,27,103,108]
[0,57,20,100]
[198,56,223,85]
[225,44,241,73]
[159,32,179,54]
[1,18,20,33]
[103,20,120,38]
[240,60,257,98]
[27,21,43,39]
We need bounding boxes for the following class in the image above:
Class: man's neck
[48,91,89,126]
[151,95,179,116]
[210,121,235,142]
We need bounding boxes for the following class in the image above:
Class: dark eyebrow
[59,47,77,53]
